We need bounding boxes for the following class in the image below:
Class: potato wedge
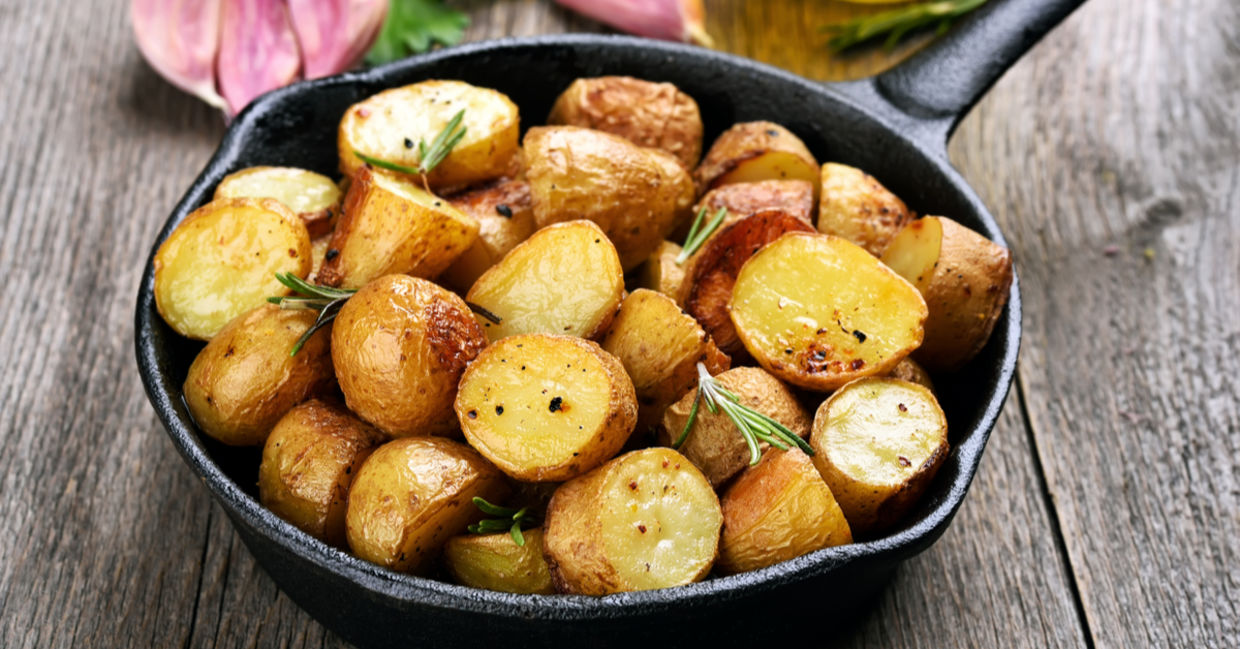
[183,304,334,446]
[729,232,927,391]
[717,448,852,574]
[333,275,487,438]
[466,220,624,341]
[443,528,555,594]
[455,334,637,482]
[547,76,703,169]
[439,178,536,292]
[214,166,342,238]
[601,289,730,431]
[695,121,819,196]
[543,448,721,594]
[154,197,311,340]
[810,378,948,535]
[259,400,384,546]
[524,126,694,271]
[881,216,1014,371]
[338,80,520,190]
[886,357,935,392]
[317,168,479,288]
[658,366,810,488]
[817,162,912,257]
[635,240,687,299]
[306,234,332,283]
[345,437,509,573]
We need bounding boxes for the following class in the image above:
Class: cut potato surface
[455,334,637,482]
[817,162,911,257]
[635,240,687,299]
[811,378,948,535]
[695,122,819,196]
[214,166,342,238]
[443,528,555,594]
[729,232,927,391]
[440,178,536,292]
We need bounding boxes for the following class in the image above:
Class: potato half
[439,178,536,292]
[635,240,687,299]
[258,400,384,546]
[466,220,624,341]
[443,528,555,595]
[695,122,819,196]
[810,378,948,535]
[214,166,342,238]
[817,162,912,257]
[345,437,509,573]
[333,275,487,438]
[729,232,927,391]
[543,448,722,594]
[455,334,637,482]
[881,216,1014,371]
[717,448,852,574]
[154,197,311,340]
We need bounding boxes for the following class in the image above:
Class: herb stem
[676,207,728,265]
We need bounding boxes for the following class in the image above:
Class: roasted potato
[635,240,687,299]
[258,400,384,546]
[547,76,703,169]
[307,234,332,283]
[695,122,819,196]
[183,304,334,446]
[154,197,311,340]
[729,232,927,391]
[886,357,935,392]
[455,334,637,482]
[717,448,852,574]
[439,178,536,292]
[345,437,509,573]
[316,168,479,289]
[658,366,811,488]
[443,528,555,594]
[338,80,520,190]
[695,179,815,226]
[817,162,912,257]
[214,166,342,238]
[466,220,624,341]
[543,448,722,594]
[810,377,948,535]
[881,216,1014,371]
[601,289,730,431]
[524,126,695,270]
[332,275,487,438]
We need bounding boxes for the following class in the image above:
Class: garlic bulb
[555,0,713,47]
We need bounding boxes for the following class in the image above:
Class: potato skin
[214,166,342,238]
[547,76,703,169]
[817,162,911,257]
[695,121,819,195]
[183,304,334,446]
[332,275,487,438]
[635,240,686,299]
[345,437,510,573]
[443,529,555,594]
[695,179,815,225]
[258,400,384,546]
[886,357,935,392]
[440,178,536,292]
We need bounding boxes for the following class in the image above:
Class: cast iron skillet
[135,1,1084,646]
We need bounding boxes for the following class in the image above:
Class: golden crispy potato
[730,232,927,391]
[881,216,1014,371]
[635,240,687,299]
[439,178,536,292]
[695,122,819,196]
[258,400,384,546]
[338,80,520,190]
[443,528,555,594]
[811,378,948,535]
[466,220,624,341]
[524,126,694,271]
[183,304,334,446]
[332,275,487,438]
[306,234,332,283]
[817,162,912,257]
[601,289,729,431]
[547,76,703,169]
[717,448,852,574]
[886,357,935,392]
[345,437,509,573]
[455,334,637,482]
[659,367,810,488]
[316,168,478,289]
[214,166,342,238]
[543,448,721,594]
[154,198,311,340]
[695,179,815,226]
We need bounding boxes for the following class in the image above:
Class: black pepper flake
[898,403,908,413]
[852,330,867,343]
[466,410,477,419]
[766,129,780,137]
[495,204,513,218]
[549,396,564,412]
[816,328,826,335]
[850,359,865,370]
[495,405,504,415]
[898,456,911,467]
[403,138,414,149]
[434,200,442,207]
[638,525,647,533]
[784,348,793,354]
[812,350,827,361]
[325,248,339,261]
[628,481,638,490]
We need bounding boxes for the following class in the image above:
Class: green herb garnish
[266,273,356,356]
[353,109,467,180]
[675,206,728,265]
[468,497,537,546]
[366,0,470,64]
[822,0,989,52]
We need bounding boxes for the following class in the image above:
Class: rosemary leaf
[676,207,728,265]
[823,0,989,52]
[351,109,468,180]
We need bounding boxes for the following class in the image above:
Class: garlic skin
[556,0,713,46]
[216,0,303,116]
[289,0,388,80]
[131,0,227,110]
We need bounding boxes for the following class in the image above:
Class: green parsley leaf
[367,0,470,65]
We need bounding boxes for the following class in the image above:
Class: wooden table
[1,1,1235,647]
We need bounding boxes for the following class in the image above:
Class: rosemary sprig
[468,497,537,546]
[673,363,814,465]
[675,206,728,265]
[353,109,467,180]
[267,272,357,356]
[822,0,989,52]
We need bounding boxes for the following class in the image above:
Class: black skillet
[135,1,1085,646]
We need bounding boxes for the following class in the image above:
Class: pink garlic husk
[288,0,388,80]
[131,0,227,111]
[216,0,303,116]
[555,0,713,47]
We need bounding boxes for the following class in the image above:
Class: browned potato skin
[332,275,487,438]
[635,240,686,299]
[443,528,555,594]
[547,76,704,169]
[886,357,935,392]
[659,366,811,488]
[440,178,536,292]
[716,449,852,574]
[183,305,334,446]
[258,400,384,546]
[695,122,819,196]
[695,179,815,225]
[817,162,912,257]
[524,126,695,271]
[345,437,510,573]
